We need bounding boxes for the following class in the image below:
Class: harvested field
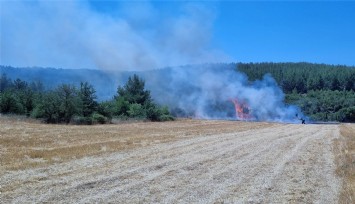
[0,116,353,203]
[334,124,355,204]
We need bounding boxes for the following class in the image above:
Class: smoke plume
[0,1,229,70]
[144,64,305,123]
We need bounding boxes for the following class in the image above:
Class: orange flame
[230,99,252,120]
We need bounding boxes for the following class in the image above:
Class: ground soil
[0,117,353,203]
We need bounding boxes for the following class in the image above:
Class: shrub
[157,106,175,121]
[114,97,130,116]
[158,114,175,121]
[145,105,174,121]
[97,100,114,120]
[30,106,44,119]
[128,103,146,118]
[146,104,160,121]
[91,113,107,124]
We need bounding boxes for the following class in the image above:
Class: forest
[237,62,355,122]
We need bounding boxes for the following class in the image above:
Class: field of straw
[0,115,354,203]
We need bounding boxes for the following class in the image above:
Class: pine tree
[116,74,152,105]
[57,84,80,124]
[79,82,98,117]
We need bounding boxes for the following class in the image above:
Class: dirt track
[0,120,342,203]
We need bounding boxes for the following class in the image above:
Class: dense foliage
[237,62,355,122]
[0,74,174,124]
[237,62,355,93]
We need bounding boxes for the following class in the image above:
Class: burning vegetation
[230,99,253,120]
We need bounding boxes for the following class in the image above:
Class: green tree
[30,81,44,92]
[13,78,28,90]
[97,100,115,120]
[114,74,174,121]
[57,84,80,123]
[331,78,340,91]
[116,74,152,105]
[17,88,35,116]
[0,90,24,114]
[79,82,98,117]
[0,74,13,92]
[33,91,61,123]
[114,97,130,116]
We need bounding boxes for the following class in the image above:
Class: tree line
[237,62,355,122]
[0,74,174,124]
[2,62,355,122]
[237,62,355,93]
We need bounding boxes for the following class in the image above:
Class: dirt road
[0,119,343,203]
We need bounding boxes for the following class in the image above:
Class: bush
[128,103,146,118]
[30,106,44,119]
[91,113,107,124]
[97,101,115,120]
[145,104,160,121]
[338,107,355,122]
[114,97,130,116]
[157,106,175,121]
[158,114,175,121]
[146,105,174,121]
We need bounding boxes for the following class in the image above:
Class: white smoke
[0,0,229,70]
[144,64,305,123]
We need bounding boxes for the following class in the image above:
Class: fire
[230,99,252,120]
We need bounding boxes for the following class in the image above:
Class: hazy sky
[1,0,354,69]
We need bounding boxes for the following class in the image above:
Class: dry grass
[334,123,355,204]
[0,116,343,202]
[0,116,272,171]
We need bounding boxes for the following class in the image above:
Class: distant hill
[0,66,132,100]
[1,62,355,99]
[0,63,237,100]
[0,64,237,101]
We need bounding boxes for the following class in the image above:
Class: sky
[1,0,355,70]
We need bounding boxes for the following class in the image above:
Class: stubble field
[0,116,354,203]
